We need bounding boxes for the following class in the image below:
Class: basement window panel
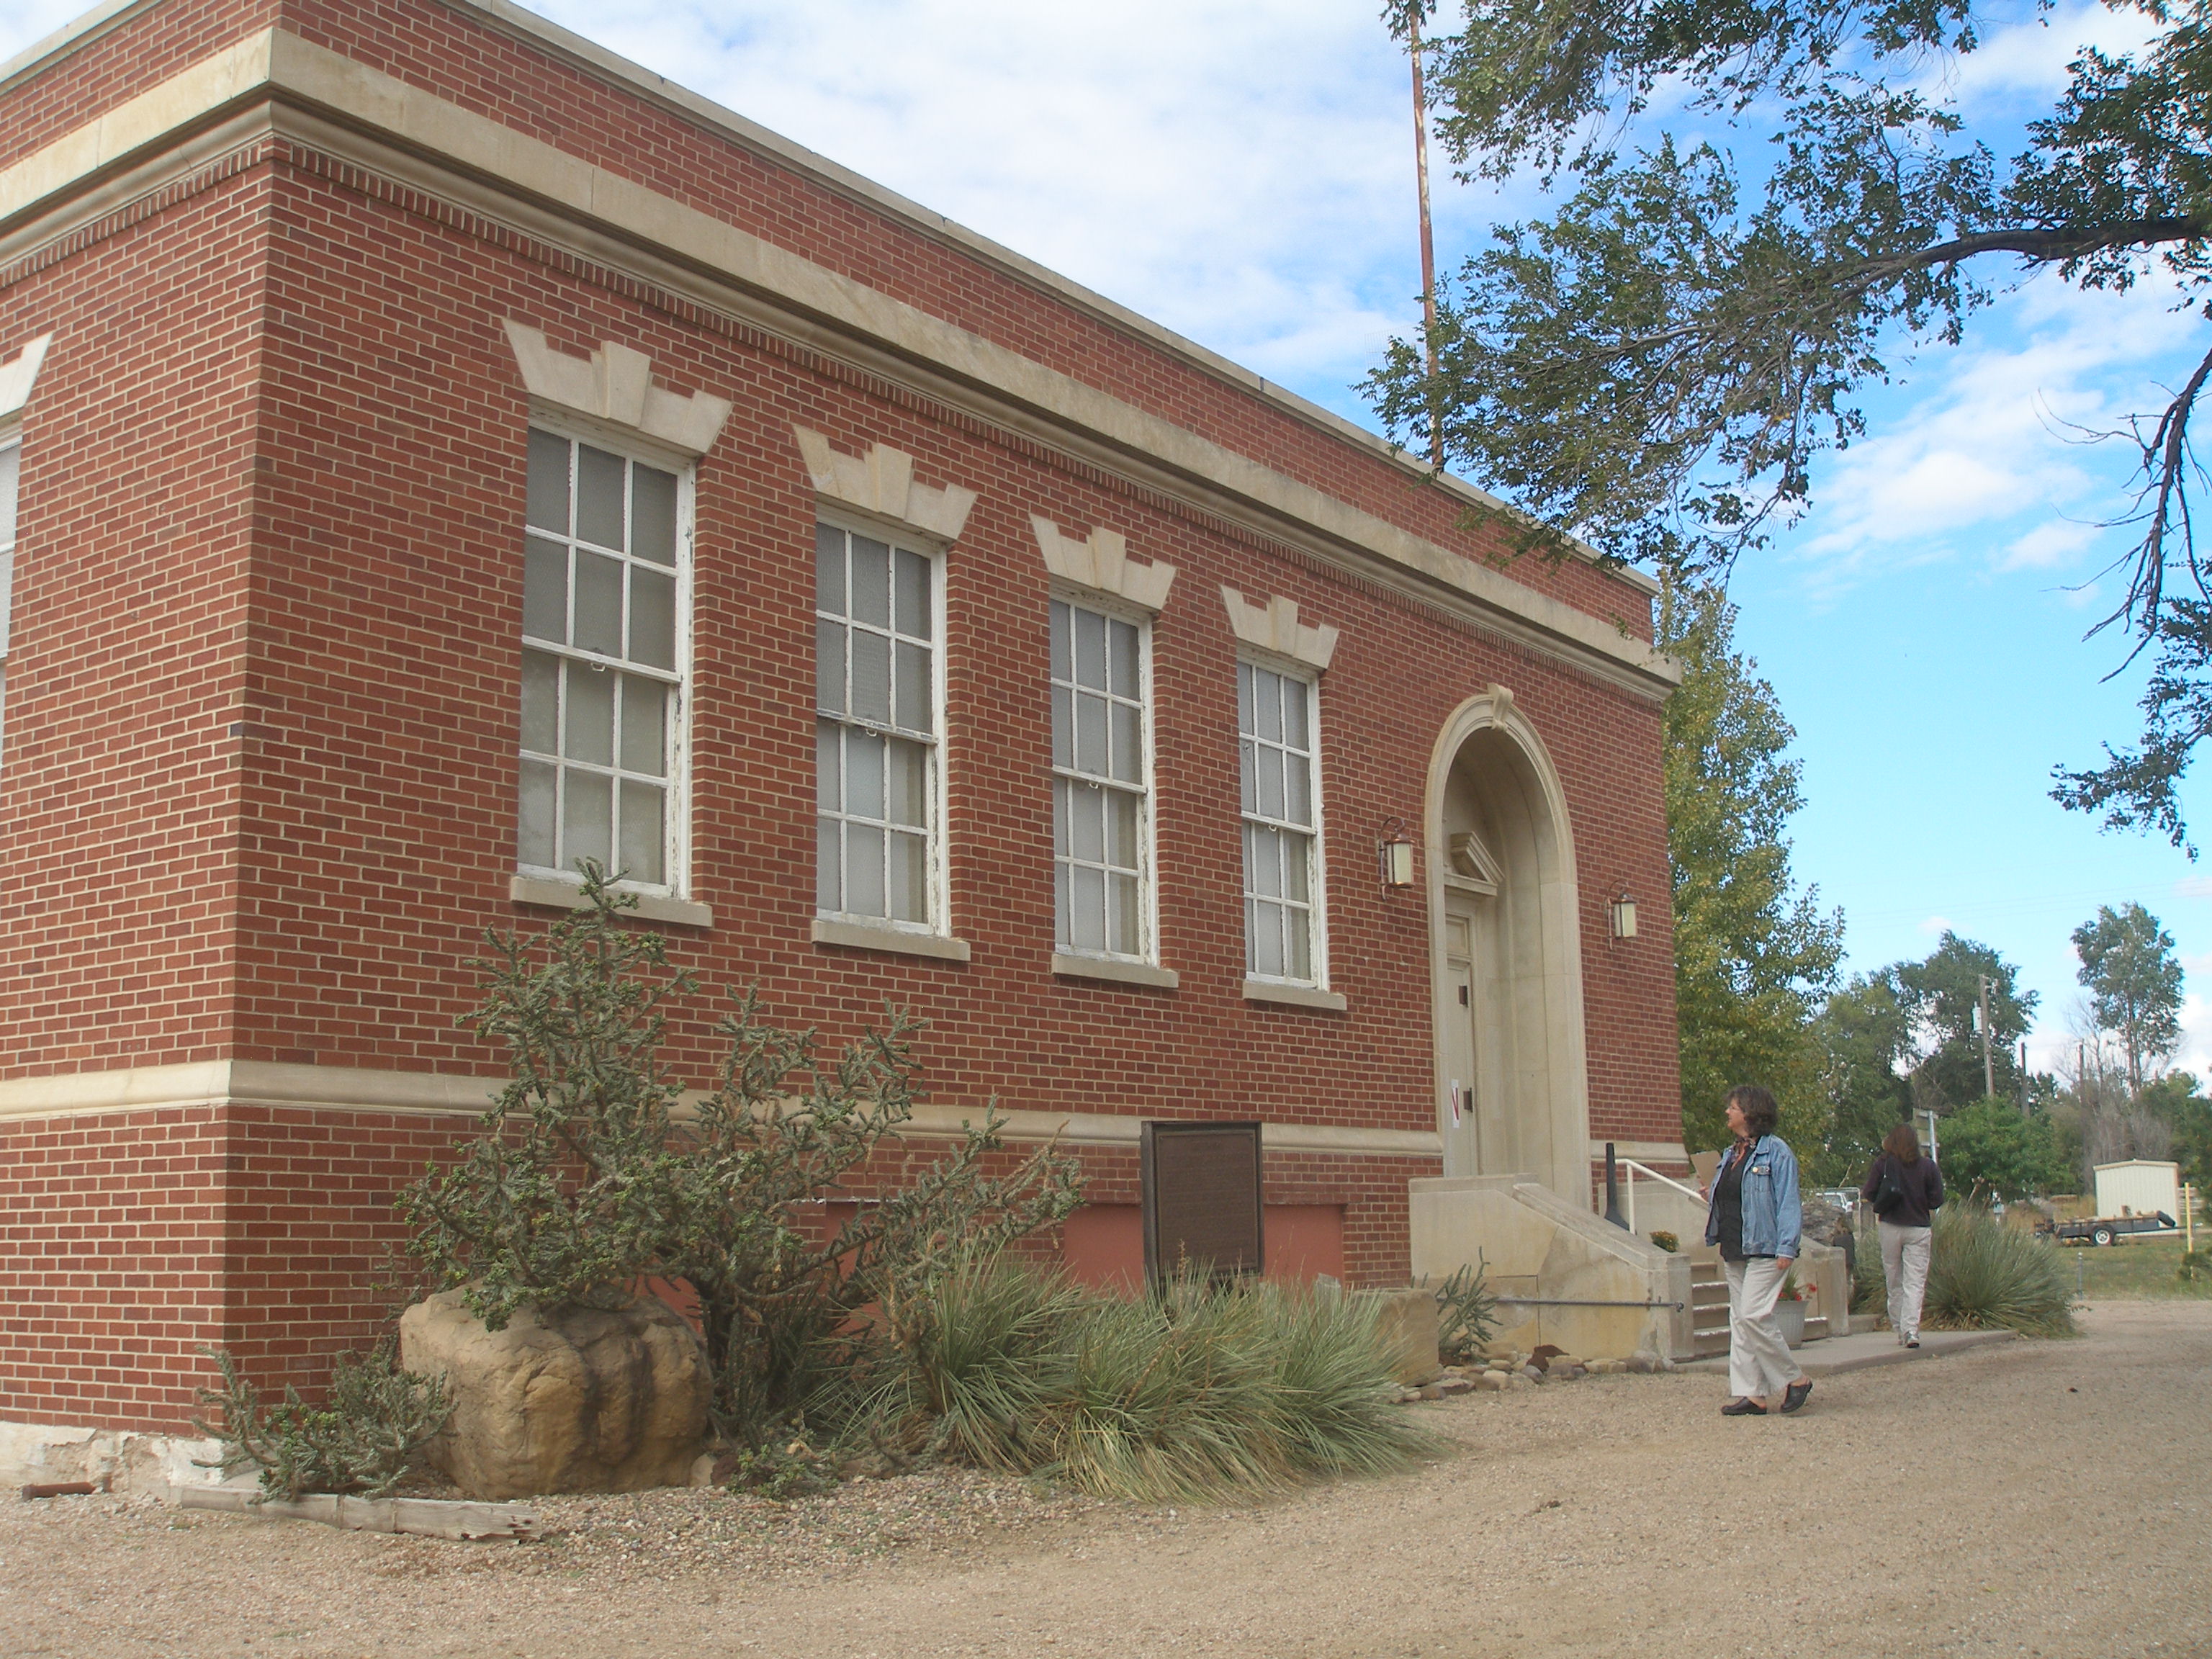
[516,426,690,894]
[1240,660,1324,986]
[815,521,941,930]
[1053,597,1151,961]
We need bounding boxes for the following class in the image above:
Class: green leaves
[2072,901,2185,1092]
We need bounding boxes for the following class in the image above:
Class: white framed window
[0,435,16,764]
[816,520,941,929]
[1240,660,1324,985]
[517,425,689,893]
[1052,596,1151,960]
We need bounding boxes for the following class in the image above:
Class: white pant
[1881,1221,1933,1341]
[1725,1256,1804,1401]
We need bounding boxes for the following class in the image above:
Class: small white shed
[2094,1161,2181,1220]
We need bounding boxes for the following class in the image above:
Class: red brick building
[0,0,1682,1448]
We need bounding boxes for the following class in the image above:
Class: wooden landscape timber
[169,1485,540,1542]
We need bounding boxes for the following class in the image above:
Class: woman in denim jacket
[1702,1084,1812,1416]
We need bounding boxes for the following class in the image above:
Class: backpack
[1871,1156,1907,1217]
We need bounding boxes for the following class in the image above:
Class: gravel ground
[4,1301,2206,1658]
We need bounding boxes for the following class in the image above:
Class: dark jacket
[1861,1154,1944,1228]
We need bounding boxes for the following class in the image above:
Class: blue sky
[5,0,2203,1076]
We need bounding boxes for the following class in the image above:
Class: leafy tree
[2141,1071,2212,1196]
[1935,1097,2070,1199]
[1808,968,1915,1182]
[1370,0,2212,842]
[1896,932,2038,1110]
[2073,902,2185,1094]
[1662,581,1842,1150]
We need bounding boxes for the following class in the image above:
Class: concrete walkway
[1681,1325,2018,1376]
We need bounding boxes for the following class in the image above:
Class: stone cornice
[0,27,1681,699]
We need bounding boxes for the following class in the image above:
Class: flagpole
[1406,3,1443,469]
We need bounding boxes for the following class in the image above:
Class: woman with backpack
[1861,1123,1944,1346]
[1701,1084,1812,1417]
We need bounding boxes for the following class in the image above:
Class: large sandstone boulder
[1359,1287,1442,1386]
[399,1290,710,1500]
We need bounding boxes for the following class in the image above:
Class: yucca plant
[1923,1204,2076,1338]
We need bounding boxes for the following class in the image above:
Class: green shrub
[193,1344,451,1502]
[1923,1205,2076,1337]
[1851,1228,1887,1313]
[1433,1259,1499,1363]
[1648,1230,1679,1254]
[2180,1250,2212,1285]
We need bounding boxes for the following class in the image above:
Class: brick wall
[0,0,1681,1428]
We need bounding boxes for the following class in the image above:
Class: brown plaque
[1141,1120,1264,1284]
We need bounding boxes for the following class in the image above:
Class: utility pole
[1977,975,1996,1100]
[1405,2,1444,470]
[2018,1040,2029,1110]
[1921,1108,1941,1164]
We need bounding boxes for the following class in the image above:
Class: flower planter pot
[1775,1298,1806,1349]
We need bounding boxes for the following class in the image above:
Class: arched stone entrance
[1425,688,1591,1201]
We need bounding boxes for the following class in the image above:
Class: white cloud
[2175,876,2212,899]
[1919,914,1957,936]
[2000,519,2099,572]
[1933,0,2166,106]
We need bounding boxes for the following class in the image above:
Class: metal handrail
[1619,1159,1708,1234]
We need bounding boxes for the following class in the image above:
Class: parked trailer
[2037,1212,2179,1247]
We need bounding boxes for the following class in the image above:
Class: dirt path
[6,1303,2206,1659]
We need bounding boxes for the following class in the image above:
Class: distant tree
[1662,581,1841,1151]
[2141,1072,2212,1200]
[1808,969,1914,1184]
[1935,1097,2069,1201]
[1896,933,2037,1110]
[2072,903,2185,1097]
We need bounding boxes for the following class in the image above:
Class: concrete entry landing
[1681,1326,2020,1377]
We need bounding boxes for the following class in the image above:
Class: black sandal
[1720,1397,1767,1416]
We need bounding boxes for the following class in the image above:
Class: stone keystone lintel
[1032,515,1174,611]
[1220,585,1339,672]
[503,321,732,455]
[792,428,977,541]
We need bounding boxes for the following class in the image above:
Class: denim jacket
[1703,1134,1803,1259]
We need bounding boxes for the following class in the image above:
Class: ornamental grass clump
[1923,1203,2076,1338]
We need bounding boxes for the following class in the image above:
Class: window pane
[1054,861,1071,948]
[521,650,559,754]
[846,822,886,917]
[563,769,613,872]
[574,552,624,656]
[1254,899,1285,977]
[1285,835,1310,904]
[523,539,567,643]
[620,779,665,886]
[1051,684,1072,770]
[1283,679,1309,750]
[850,630,891,724]
[1074,606,1106,691]
[888,831,927,922]
[1069,864,1106,950]
[1239,739,1256,814]
[1053,777,1071,858]
[850,536,891,628]
[1251,825,1282,896]
[887,737,927,828]
[1109,701,1141,784]
[1256,745,1285,821]
[629,567,676,670]
[1108,873,1139,956]
[1285,750,1311,827]
[895,548,930,638]
[1069,781,1105,863]
[565,662,614,764]
[526,431,569,534]
[817,720,840,811]
[518,759,557,867]
[894,639,930,732]
[1286,907,1311,981]
[1107,788,1138,869]
[1108,619,1138,698]
[1074,691,1107,777]
[816,619,846,715]
[620,676,667,776]
[577,446,625,549]
[816,523,846,616]
[846,729,885,820]
[1236,662,1254,738]
[631,466,678,566]
[1256,668,1282,742]
[817,817,842,911]
[1050,601,1071,681]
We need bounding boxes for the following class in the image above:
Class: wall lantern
[1377,819,1416,889]
[1609,891,1639,940]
